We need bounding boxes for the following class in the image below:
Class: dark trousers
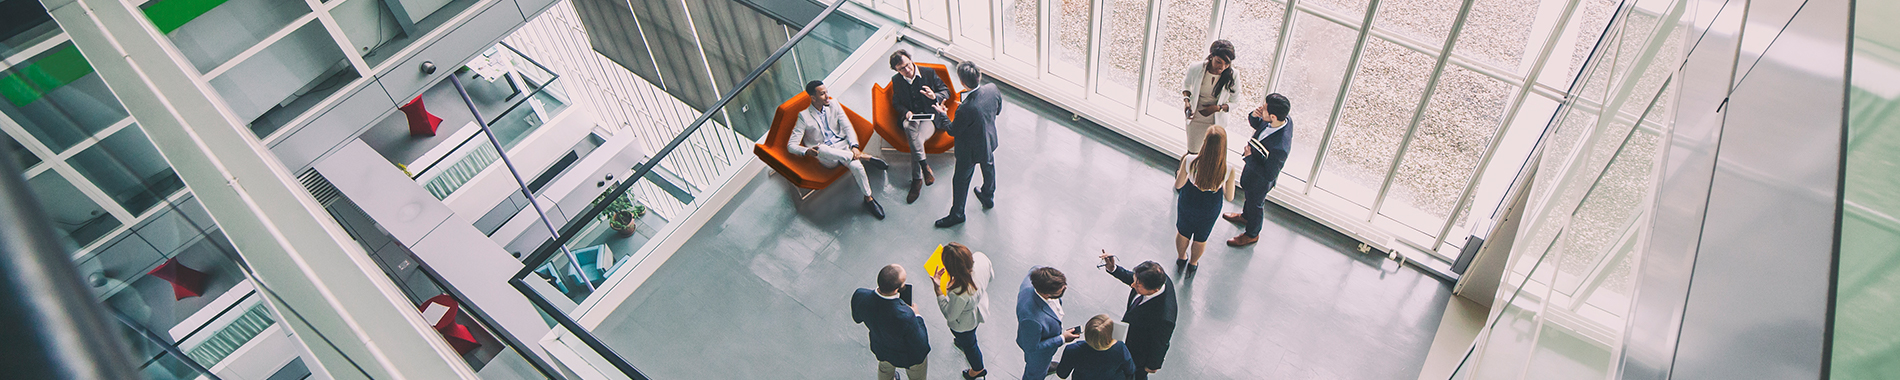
[947,158,996,217]
[952,328,984,372]
[1241,177,1273,237]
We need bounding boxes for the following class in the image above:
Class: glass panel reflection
[27,171,120,249]
[1218,0,1286,114]
[1277,12,1357,181]
[68,127,186,215]
[1318,38,1432,206]
[1383,66,1512,231]
[0,43,131,153]
[1145,0,1216,119]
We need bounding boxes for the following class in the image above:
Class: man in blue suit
[853,264,930,379]
[1226,93,1294,246]
[1017,267,1078,379]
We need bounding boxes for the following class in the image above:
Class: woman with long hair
[930,242,994,379]
[1180,40,1239,154]
[1173,126,1236,275]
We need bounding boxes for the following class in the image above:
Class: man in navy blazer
[1226,93,1294,246]
[853,264,930,379]
[936,61,1003,228]
[1017,267,1078,379]
[1098,254,1178,379]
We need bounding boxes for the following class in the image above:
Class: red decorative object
[147,258,208,300]
[418,295,479,355]
[400,96,443,137]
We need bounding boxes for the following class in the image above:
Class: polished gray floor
[591,82,1453,379]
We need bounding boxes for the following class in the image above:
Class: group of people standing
[843,40,1295,379]
[786,50,1001,226]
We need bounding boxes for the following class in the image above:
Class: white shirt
[1044,295,1065,321]
[1255,120,1284,142]
[1132,283,1166,307]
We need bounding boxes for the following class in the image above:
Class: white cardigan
[1181,64,1239,127]
[935,251,994,333]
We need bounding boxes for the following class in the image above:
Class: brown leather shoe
[907,179,922,204]
[1222,212,1246,226]
[1226,233,1259,247]
[922,165,936,186]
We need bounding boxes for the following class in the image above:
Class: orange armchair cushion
[754,93,875,190]
[872,62,957,154]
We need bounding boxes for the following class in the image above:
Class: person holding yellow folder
[928,243,993,379]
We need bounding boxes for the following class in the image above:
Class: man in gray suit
[935,62,1002,228]
[790,80,891,219]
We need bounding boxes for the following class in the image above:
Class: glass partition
[1830,1,1900,377]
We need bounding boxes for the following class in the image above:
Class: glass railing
[506,1,874,377]
[410,42,567,200]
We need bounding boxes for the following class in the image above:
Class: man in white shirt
[789,80,891,219]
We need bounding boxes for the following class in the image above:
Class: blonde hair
[1192,126,1228,191]
[1085,314,1116,351]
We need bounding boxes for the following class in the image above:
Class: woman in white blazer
[1179,40,1239,154]
[931,242,994,380]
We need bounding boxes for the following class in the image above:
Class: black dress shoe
[975,190,993,209]
[907,179,923,204]
[865,199,886,219]
[934,214,965,228]
[864,156,889,170]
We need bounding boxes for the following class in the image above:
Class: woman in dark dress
[1174,125,1235,275]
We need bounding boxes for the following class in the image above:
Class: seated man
[790,80,891,219]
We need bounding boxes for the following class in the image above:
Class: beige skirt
[1185,119,1218,153]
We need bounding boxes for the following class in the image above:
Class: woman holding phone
[1180,40,1239,154]
[931,242,994,379]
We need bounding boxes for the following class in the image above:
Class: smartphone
[908,113,935,121]
[1067,326,1082,335]
[899,284,914,305]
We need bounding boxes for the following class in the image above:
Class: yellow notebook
[923,245,950,294]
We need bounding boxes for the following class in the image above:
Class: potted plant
[599,192,646,237]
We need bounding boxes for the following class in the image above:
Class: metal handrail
[505,1,856,378]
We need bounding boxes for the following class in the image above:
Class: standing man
[934,61,1001,228]
[1225,93,1293,246]
[1018,267,1079,379]
[1097,253,1178,379]
[790,80,892,219]
[889,50,950,204]
[853,264,931,379]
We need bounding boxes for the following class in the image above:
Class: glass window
[142,0,313,73]
[1316,38,1433,207]
[1277,12,1358,181]
[332,0,481,68]
[0,1,60,59]
[1537,0,1619,89]
[1372,0,1460,47]
[958,0,993,48]
[205,22,353,128]
[1381,65,1513,233]
[1217,0,1287,114]
[4,132,37,169]
[1453,0,1544,73]
[27,172,121,249]
[1,44,132,153]
[1049,0,1092,84]
[67,127,185,215]
[913,0,953,37]
[1303,0,1371,21]
[1144,0,1216,119]
[1096,0,1152,99]
[1000,0,1039,64]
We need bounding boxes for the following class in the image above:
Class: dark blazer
[851,288,930,367]
[1015,269,1064,355]
[1054,340,1137,380]
[890,68,949,120]
[944,83,1001,163]
[1108,265,1178,370]
[1242,115,1294,188]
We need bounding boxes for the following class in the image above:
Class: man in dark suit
[935,61,1002,228]
[889,50,950,204]
[1225,93,1294,246]
[852,264,930,379]
[1017,266,1078,379]
[1097,253,1178,379]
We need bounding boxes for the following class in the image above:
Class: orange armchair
[872,62,958,154]
[754,93,876,190]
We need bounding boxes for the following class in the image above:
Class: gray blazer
[944,83,1001,163]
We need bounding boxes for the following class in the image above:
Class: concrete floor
[588,80,1453,379]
